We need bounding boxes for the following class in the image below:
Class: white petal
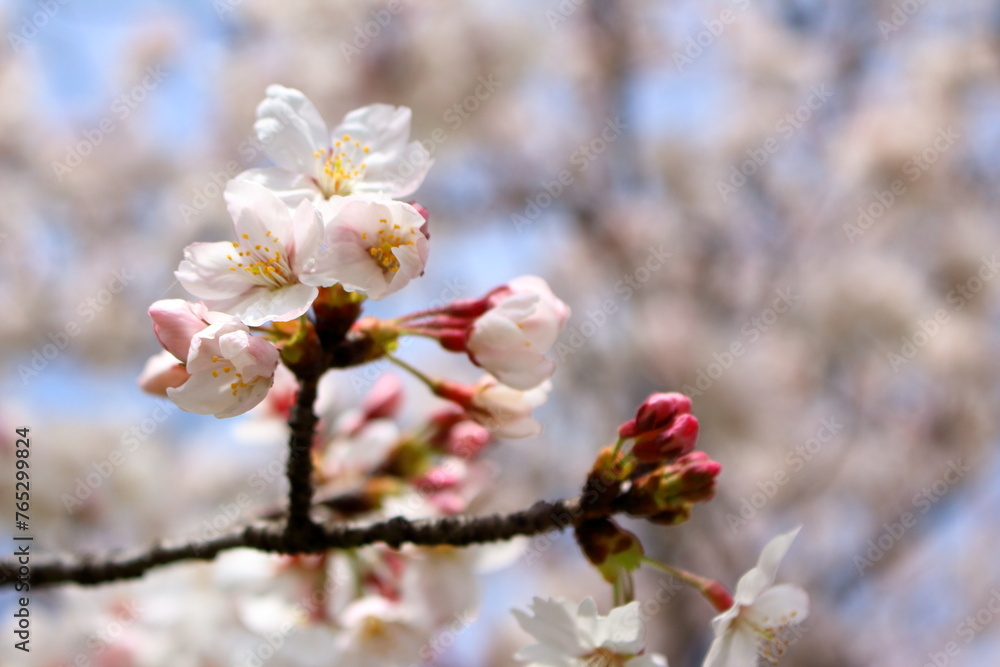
[334,104,431,198]
[255,85,329,174]
[734,527,801,604]
[512,597,586,656]
[701,624,758,667]
[207,283,318,326]
[493,361,555,392]
[289,199,325,278]
[236,167,320,207]
[744,584,809,628]
[224,179,295,245]
[754,527,801,585]
[176,242,253,301]
[631,655,669,667]
[598,602,645,653]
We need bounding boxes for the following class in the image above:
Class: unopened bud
[619,392,691,439]
[633,413,700,463]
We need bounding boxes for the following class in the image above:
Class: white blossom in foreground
[467,276,571,390]
[702,528,809,667]
[313,196,429,300]
[513,597,668,666]
[148,299,280,418]
[239,84,431,204]
[176,180,332,326]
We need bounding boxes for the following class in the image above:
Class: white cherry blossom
[313,195,429,301]
[702,528,809,667]
[467,276,570,390]
[176,180,331,326]
[239,84,431,204]
[513,596,668,667]
[148,299,280,419]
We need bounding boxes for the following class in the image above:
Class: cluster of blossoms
[132,86,807,666]
[140,84,566,437]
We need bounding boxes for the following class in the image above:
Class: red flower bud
[619,392,691,439]
[632,413,700,463]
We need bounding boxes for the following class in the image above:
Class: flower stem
[386,353,437,391]
[641,557,734,612]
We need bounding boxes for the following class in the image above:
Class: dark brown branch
[284,370,321,542]
[2,496,601,588]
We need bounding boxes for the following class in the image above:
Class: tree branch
[284,369,321,543]
[2,496,602,588]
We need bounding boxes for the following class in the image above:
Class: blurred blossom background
[1,0,999,665]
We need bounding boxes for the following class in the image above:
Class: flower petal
[733,527,801,604]
[744,583,810,629]
[148,299,209,360]
[176,242,253,301]
[255,85,329,174]
[206,283,318,327]
[236,167,320,207]
[513,597,586,657]
[701,622,758,667]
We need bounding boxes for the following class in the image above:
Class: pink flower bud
[632,413,700,463]
[148,299,211,361]
[137,351,190,396]
[619,392,691,439]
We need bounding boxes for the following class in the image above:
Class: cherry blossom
[175,180,330,326]
[513,596,668,666]
[148,299,280,418]
[702,528,809,667]
[239,84,431,204]
[433,375,551,438]
[466,276,571,389]
[313,195,429,300]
